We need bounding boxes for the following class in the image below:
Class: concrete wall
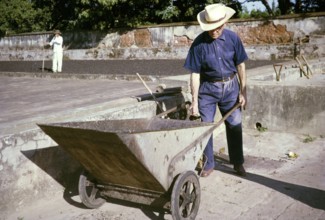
[245,84,325,135]
[243,59,325,135]
[0,13,324,61]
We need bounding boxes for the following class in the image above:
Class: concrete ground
[0,75,161,136]
[1,59,325,220]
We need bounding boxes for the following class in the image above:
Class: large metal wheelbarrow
[38,104,239,219]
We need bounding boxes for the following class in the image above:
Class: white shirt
[50,35,63,52]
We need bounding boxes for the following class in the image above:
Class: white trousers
[52,51,63,72]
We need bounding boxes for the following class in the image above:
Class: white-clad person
[49,30,63,73]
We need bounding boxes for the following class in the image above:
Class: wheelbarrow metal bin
[38,117,217,219]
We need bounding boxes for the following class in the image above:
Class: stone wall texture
[0,13,324,61]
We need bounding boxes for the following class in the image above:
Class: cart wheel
[78,170,106,209]
[171,171,201,220]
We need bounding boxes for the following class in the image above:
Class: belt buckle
[222,76,230,82]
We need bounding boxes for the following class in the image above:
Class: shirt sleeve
[50,36,63,46]
[183,36,203,74]
[49,38,54,46]
[233,34,248,66]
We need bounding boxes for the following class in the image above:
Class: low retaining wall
[244,59,325,135]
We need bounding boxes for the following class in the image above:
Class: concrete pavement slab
[0,76,166,136]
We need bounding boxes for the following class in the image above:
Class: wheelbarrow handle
[168,102,242,180]
[213,102,242,129]
[188,102,241,125]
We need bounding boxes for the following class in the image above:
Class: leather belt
[207,73,236,83]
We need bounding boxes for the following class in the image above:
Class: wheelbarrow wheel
[78,169,106,209]
[171,171,201,220]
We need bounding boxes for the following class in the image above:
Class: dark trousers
[198,76,244,170]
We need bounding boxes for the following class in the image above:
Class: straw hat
[53,30,61,35]
[197,4,235,31]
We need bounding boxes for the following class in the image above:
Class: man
[49,30,63,73]
[184,4,248,177]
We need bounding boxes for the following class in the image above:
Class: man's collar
[219,31,226,41]
[204,30,226,42]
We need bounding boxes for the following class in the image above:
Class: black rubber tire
[171,171,201,220]
[78,170,106,209]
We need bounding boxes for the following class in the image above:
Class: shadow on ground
[21,146,172,220]
[216,160,325,210]
[21,146,85,208]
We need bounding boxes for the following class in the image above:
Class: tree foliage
[0,0,323,36]
[295,0,325,13]
[0,0,40,35]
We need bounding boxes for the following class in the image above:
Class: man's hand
[189,101,201,121]
[190,101,199,116]
[236,62,247,110]
[44,43,51,49]
[239,92,247,110]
